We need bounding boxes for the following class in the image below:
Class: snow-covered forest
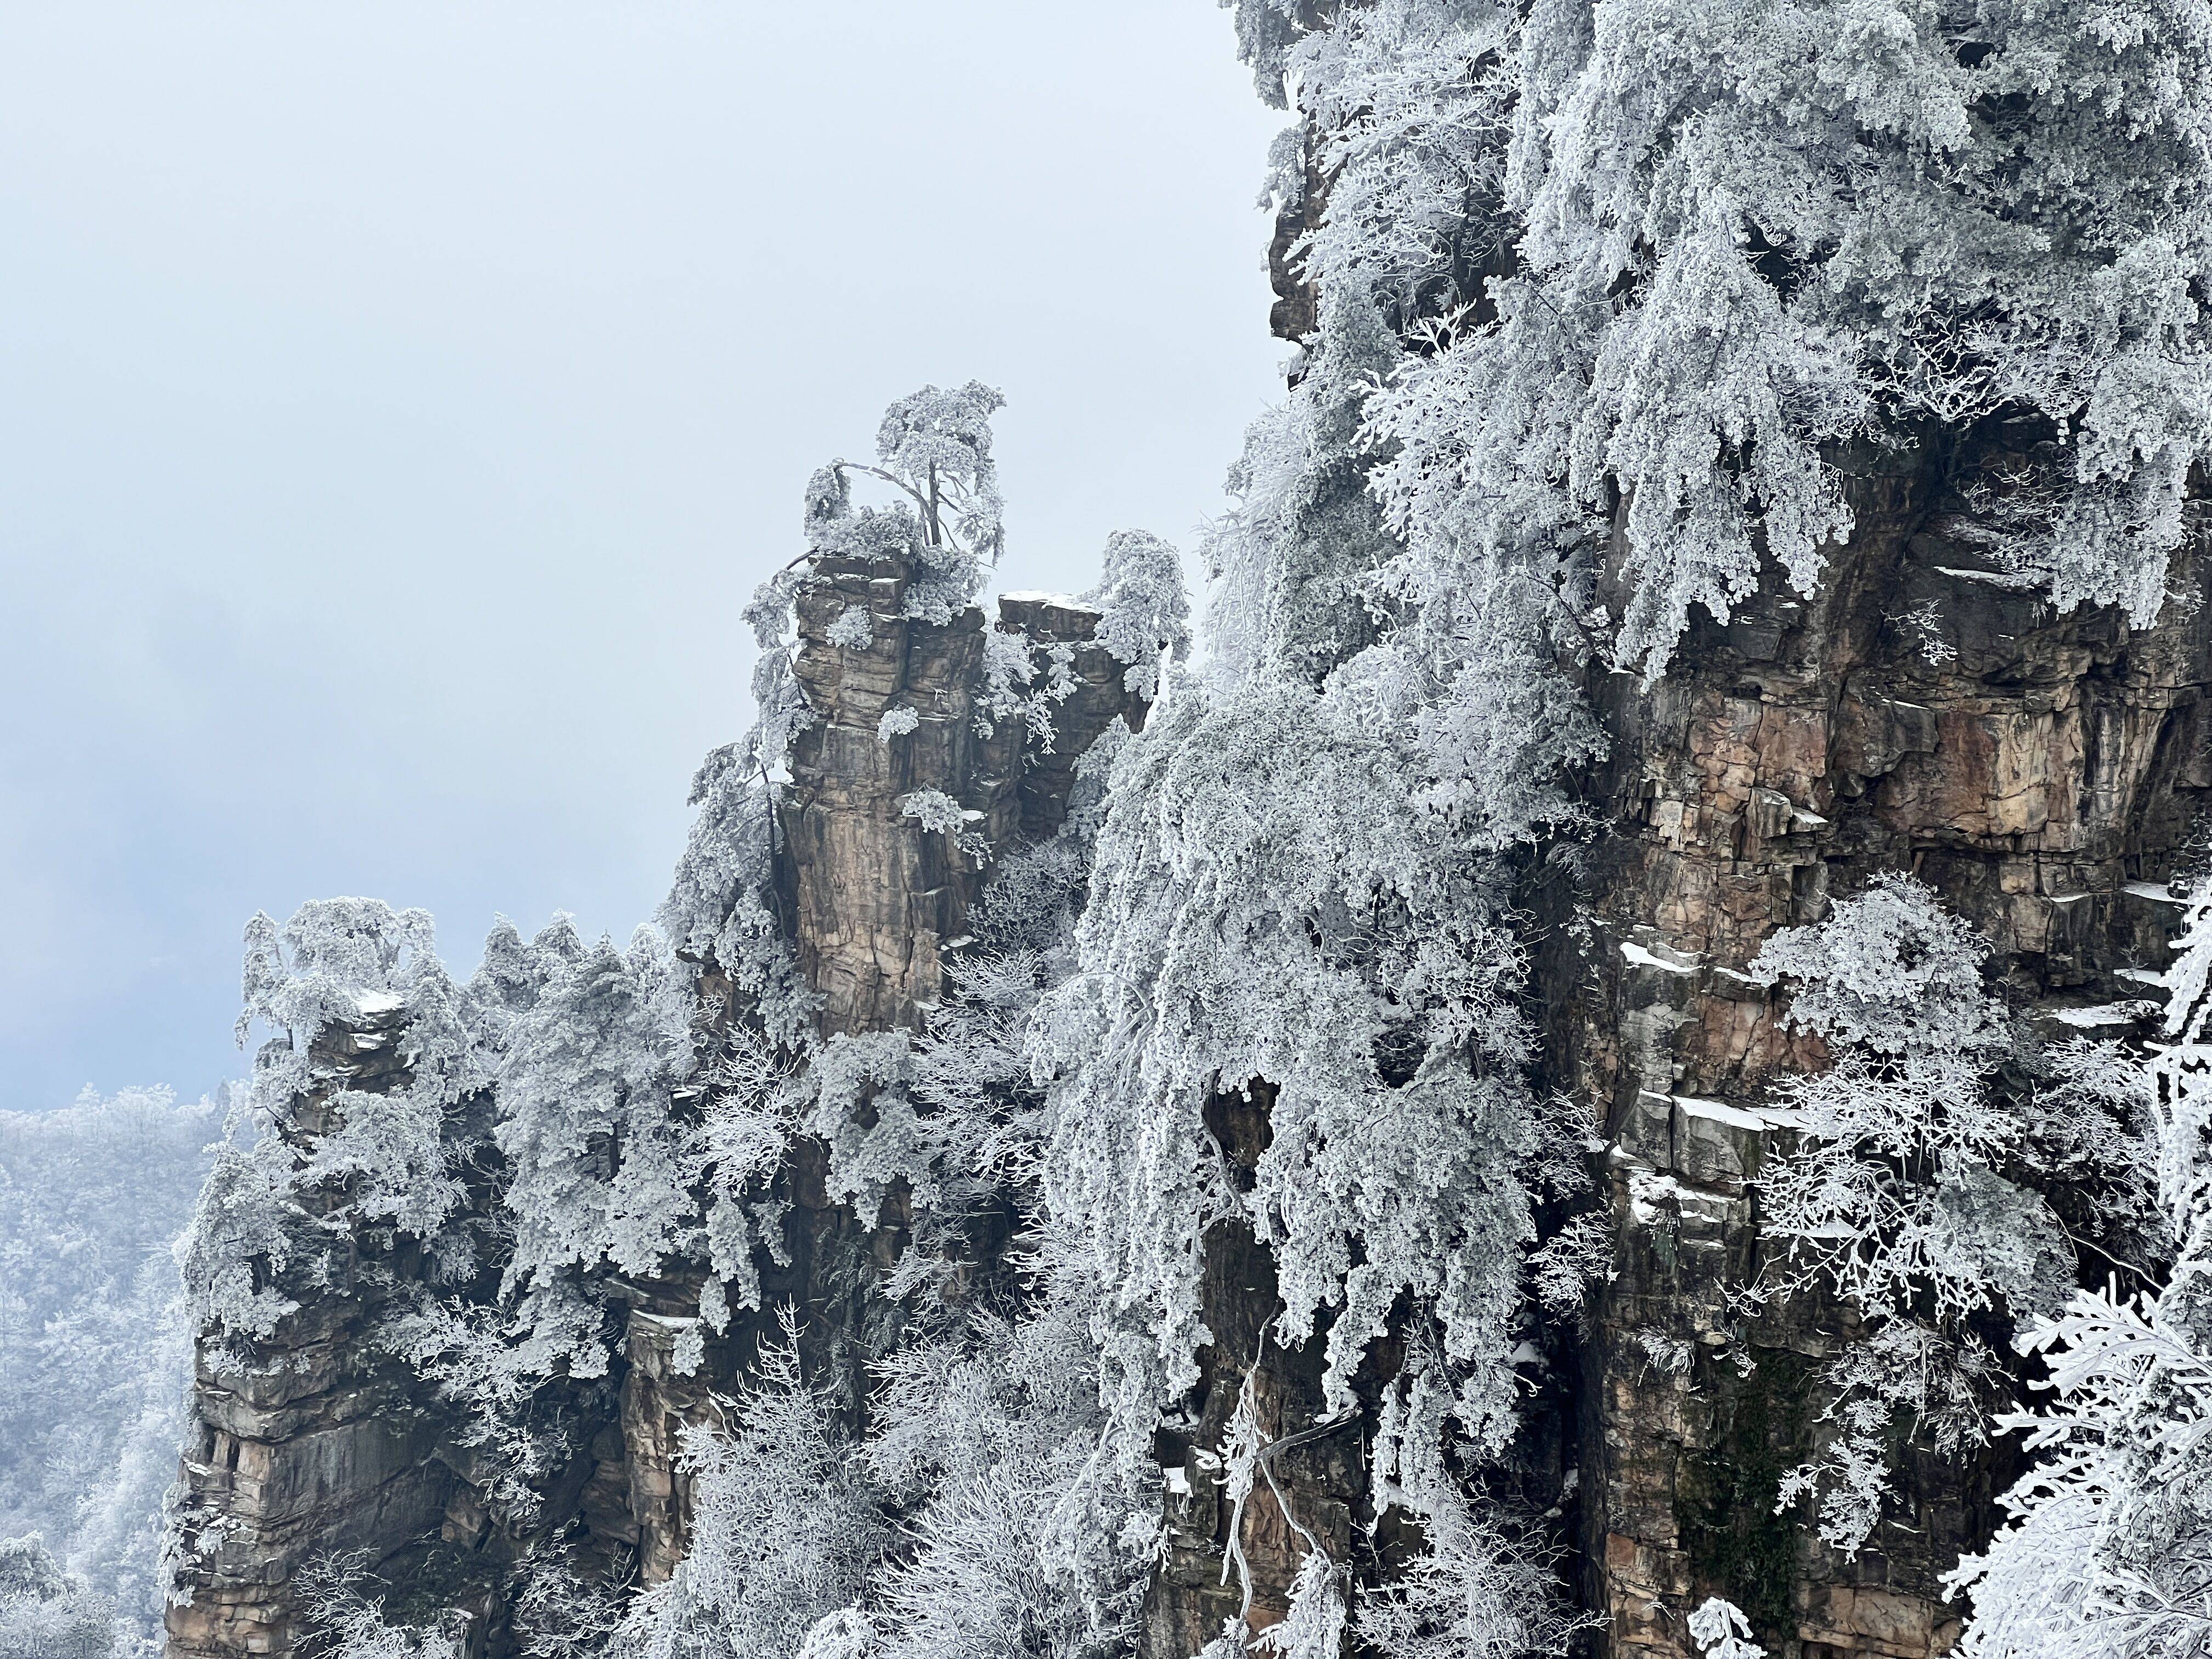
[11,3,2212,1657]
[1,1088,220,1655]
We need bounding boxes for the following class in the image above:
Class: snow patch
[2047,1001,2159,1028]
[1620,941,1700,975]
[2126,882,2190,906]
[1000,589,1098,613]
[1675,1095,1769,1132]
[1628,1166,1684,1225]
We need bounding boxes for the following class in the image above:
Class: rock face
[166,1005,460,1659]
[783,560,1139,1039]
[1116,94,2212,1659]
[162,556,1148,1658]
[1143,1085,1365,1657]
[782,558,992,1040]
[1554,450,2211,1658]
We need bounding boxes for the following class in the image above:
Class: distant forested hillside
[1,1088,222,1656]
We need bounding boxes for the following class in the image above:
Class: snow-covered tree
[1948,881,2212,1657]
[292,1554,465,1659]
[863,1288,1151,1659]
[1231,0,2212,680]
[1751,874,2070,1327]
[1688,1596,1765,1659]
[1034,675,1554,1462]
[1353,1478,1583,1659]
[803,381,1006,628]
[0,1535,116,1659]
[387,912,786,1519]
[1744,875,2086,1549]
[184,900,492,1371]
[870,382,1007,568]
[1019,647,1604,1659]
[611,1312,890,1659]
[496,929,698,1355]
[1775,1319,2000,1554]
[1085,529,1192,703]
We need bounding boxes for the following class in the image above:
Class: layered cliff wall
[1559,458,2212,1657]
[167,1003,461,1659]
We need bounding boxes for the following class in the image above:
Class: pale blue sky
[0,3,1286,1109]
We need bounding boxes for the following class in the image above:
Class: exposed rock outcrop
[166,1005,461,1659]
[783,560,1139,1039]
[163,552,1148,1658]
[1554,453,2211,1658]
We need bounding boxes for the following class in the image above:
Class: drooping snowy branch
[1949,881,2212,1657]
[1229,0,2212,677]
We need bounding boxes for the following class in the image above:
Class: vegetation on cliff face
[1193,1,2212,1647]
[1947,888,2212,1659]
[132,389,1186,1659]
[1746,876,2128,1553]
[12,5,2212,1659]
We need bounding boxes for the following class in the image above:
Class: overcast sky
[0,3,1286,1110]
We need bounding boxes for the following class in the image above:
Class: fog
[0,2,1284,1107]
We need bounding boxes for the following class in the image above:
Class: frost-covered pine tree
[1742,876,2145,1550]
[611,1312,891,1659]
[1948,882,2212,1657]
[1325,0,2212,677]
[0,1535,116,1659]
[495,929,699,1356]
[1751,874,2069,1329]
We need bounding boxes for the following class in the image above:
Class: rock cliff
[163,552,1147,1657]
[1114,64,2212,1659]
[162,17,2212,1656]
[1558,455,2211,1658]
[167,1001,461,1659]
